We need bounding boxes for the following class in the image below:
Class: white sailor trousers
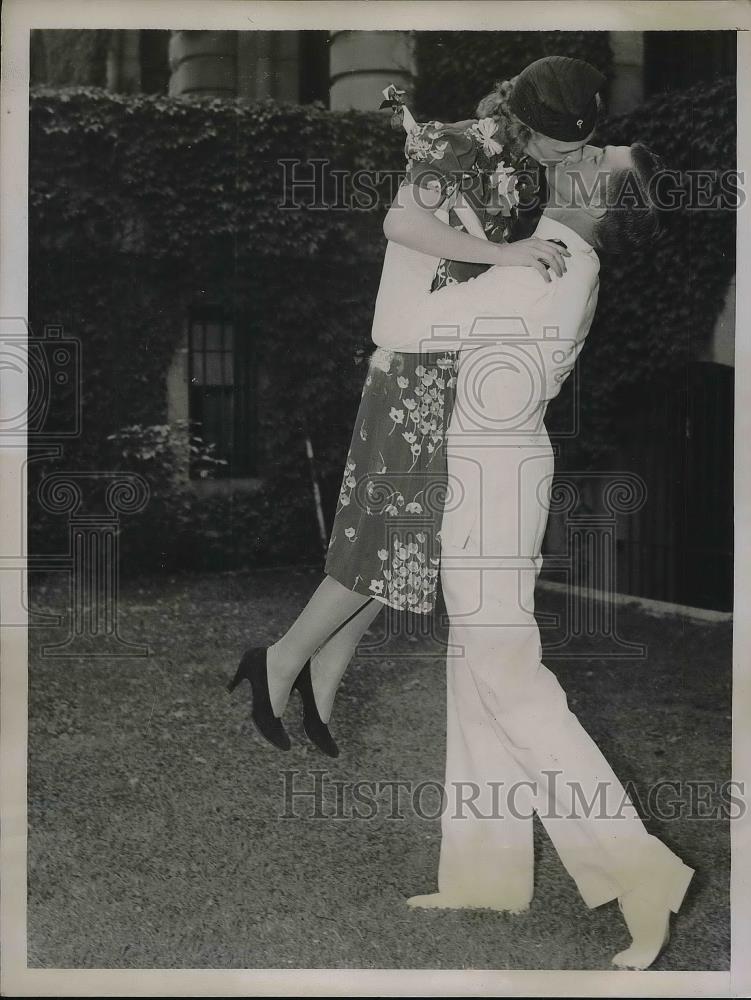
[436,346,694,913]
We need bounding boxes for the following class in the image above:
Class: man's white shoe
[611,888,672,970]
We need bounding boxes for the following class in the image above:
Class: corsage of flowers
[469,117,504,158]
[379,82,521,223]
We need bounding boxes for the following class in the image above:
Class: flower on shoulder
[470,117,504,157]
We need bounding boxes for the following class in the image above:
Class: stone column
[106,30,142,92]
[329,30,414,110]
[236,30,300,101]
[168,30,238,98]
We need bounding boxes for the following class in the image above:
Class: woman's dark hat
[508,56,606,141]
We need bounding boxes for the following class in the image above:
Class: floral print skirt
[325,346,460,614]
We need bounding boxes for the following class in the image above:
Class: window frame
[187,303,257,479]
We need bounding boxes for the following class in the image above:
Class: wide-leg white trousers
[433,353,694,914]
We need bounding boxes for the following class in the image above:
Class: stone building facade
[31,28,735,115]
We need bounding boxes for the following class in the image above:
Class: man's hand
[491,238,571,282]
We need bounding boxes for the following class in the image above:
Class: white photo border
[1,2,748,996]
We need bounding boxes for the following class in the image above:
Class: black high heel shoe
[292,659,339,758]
[227,647,291,751]
[290,598,377,758]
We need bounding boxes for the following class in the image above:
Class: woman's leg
[310,599,384,724]
[266,575,373,716]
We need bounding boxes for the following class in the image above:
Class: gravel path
[28,567,731,970]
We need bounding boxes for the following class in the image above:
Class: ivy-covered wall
[553,75,736,460]
[30,30,111,87]
[28,76,735,574]
[413,31,614,120]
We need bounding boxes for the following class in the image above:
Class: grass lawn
[27,566,731,970]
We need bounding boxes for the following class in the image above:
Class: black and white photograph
[1,1,749,995]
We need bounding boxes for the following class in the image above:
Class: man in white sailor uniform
[381,140,695,971]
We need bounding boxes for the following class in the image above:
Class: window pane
[205,352,226,386]
[204,322,223,350]
[201,389,234,464]
[188,310,255,478]
[191,352,204,385]
[190,322,204,351]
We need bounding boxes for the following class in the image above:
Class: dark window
[188,306,257,478]
[298,31,330,106]
[643,30,736,96]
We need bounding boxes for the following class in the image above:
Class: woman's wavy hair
[474,77,532,161]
